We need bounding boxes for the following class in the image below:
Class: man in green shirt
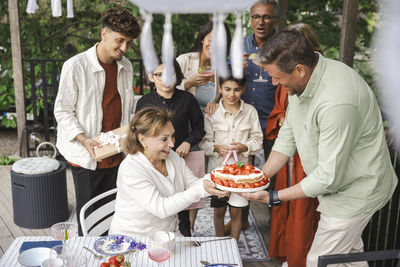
[239,31,398,266]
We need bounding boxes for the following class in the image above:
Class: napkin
[20,241,62,254]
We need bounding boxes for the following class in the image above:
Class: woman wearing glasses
[176,21,231,115]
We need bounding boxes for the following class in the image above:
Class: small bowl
[18,247,52,267]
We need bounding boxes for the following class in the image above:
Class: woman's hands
[184,72,213,89]
[203,179,230,198]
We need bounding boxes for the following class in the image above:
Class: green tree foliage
[0,0,378,128]
[282,0,378,94]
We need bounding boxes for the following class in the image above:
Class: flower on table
[114,235,125,245]
[128,241,147,252]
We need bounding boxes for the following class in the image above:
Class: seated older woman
[109,107,227,236]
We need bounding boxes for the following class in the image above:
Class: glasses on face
[152,72,176,82]
[251,14,276,22]
[152,72,163,81]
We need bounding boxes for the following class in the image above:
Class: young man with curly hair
[54,7,141,235]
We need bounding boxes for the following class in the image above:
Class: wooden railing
[361,159,400,267]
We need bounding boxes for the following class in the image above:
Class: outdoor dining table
[0,235,243,266]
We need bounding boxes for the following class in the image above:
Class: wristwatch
[268,190,282,207]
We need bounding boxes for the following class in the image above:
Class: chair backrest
[79,188,117,236]
[317,249,400,267]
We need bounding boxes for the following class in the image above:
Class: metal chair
[79,188,117,236]
[318,249,400,267]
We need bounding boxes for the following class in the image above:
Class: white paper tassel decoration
[230,12,244,78]
[375,0,400,150]
[26,0,39,14]
[67,0,74,18]
[140,9,159,75]
[51,0,62,17]
[127,0,258,81]
[216,13,229,78]
[210,14,218,74]
[162,13,176,87]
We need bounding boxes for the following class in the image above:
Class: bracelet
[268,190,282,207]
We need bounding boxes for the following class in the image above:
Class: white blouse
[109,150,209,236]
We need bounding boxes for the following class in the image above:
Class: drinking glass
[51,222,78,243]
[49,245,68,259]
[148,231,172,264]
[253,67,268,82]
[63,255,88,267]
[41,258,63,267]
[248,52,268,82]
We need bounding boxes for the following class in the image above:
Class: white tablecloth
[0,236,243,267]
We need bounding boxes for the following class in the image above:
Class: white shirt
[109,150,209,236]
[200,99,263,172]
[54,44,136,170]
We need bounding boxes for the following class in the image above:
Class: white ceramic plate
[18,247,52,267]
[205,174,269,193]
[94,235,135,256]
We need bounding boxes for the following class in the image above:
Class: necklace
[146,154,168,176]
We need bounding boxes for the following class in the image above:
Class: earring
[143,146,151,159]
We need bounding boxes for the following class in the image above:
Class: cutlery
[83,246,104,259]
[178,237,233,247]
[200,260,238,266]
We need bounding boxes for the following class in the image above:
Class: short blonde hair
[125,107,173,155]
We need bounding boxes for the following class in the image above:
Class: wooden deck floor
[0,165,281,266]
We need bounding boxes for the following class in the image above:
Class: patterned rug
[193,198,269,262]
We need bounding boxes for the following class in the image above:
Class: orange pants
[268,154,320,267]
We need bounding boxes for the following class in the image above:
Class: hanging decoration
[230,12,244,79]
[51,0,62,17]
[26,0,39,14]
[375,0,400,150]
[161,13,176,86]
[28,0,73,18]
[67,0,74,18]
[128,0,257,83]
[139,9,159,75]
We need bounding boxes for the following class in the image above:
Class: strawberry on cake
[210,162,269,189]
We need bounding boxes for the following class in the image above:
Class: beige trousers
[306,213,372,267]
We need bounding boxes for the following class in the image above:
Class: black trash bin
[11,159,69,228]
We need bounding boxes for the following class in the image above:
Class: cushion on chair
[12,157,60,175]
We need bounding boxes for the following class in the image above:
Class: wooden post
[8,0,26,156]
[277,0,288,32]
[339,0,359,67]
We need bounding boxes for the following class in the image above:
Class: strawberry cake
[210,162,269,189]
